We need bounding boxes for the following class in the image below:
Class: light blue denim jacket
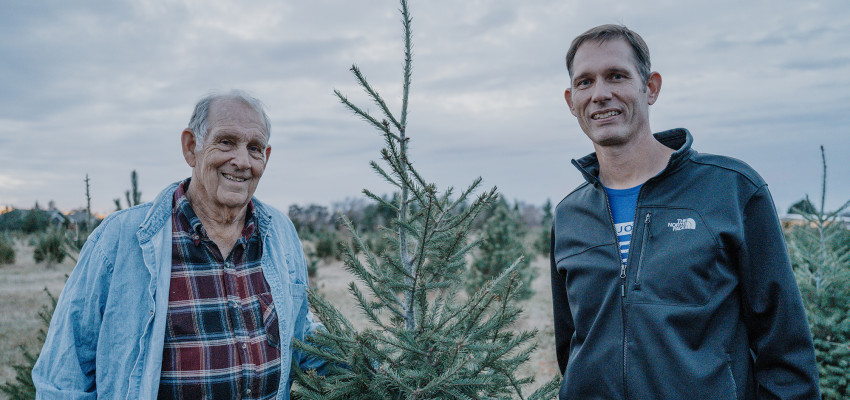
[33,182,325,399]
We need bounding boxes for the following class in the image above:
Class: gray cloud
[1,0,848,215]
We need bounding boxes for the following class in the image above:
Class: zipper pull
[620,263,627,297]
[645,212,651,224]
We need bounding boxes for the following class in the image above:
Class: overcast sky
[1,0,848,216]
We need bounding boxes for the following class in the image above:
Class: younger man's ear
[564,89,577,116]
[646,72,662,105]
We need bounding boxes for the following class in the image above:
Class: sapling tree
[469,197,535,301]
[0,288,57,399]
[786,146,850,399]
[114,170,142,211]
[291,1,558,398]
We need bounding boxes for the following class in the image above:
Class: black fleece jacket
[550,128,820,399]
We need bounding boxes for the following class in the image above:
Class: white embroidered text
[668,218,696,231]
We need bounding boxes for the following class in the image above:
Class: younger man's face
[565,38,659,148]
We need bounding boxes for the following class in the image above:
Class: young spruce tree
[291,1,559,398]
[0,288,57,399]
[786,146,850,400]
[469,197,535,301]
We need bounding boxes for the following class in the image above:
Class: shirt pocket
[289,282,308,324]
[631,207,719,306]
[258,292,280,349]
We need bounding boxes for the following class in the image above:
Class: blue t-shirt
[604,184,642,269]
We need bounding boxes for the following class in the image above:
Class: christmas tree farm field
[0,240,560,397]
[0,240,75,394]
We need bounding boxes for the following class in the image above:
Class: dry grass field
[0,239,560,397]
[0,239,76,394]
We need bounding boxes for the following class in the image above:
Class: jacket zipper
[602,197,626,297]
[603,187,640,400]
[634,212,652,289]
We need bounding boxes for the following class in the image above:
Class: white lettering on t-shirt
[614,221,633,268]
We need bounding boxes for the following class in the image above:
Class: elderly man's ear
[181,130,198,167]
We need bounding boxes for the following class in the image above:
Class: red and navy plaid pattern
[158,179,281,400]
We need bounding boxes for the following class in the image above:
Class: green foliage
[786,146,850,399]
[533,199,553,256]
[305,248,320,278]
[789,198,817,216]
[33,228,66,268]
[315,229,341,261]
[290,204,333,237]
[114,170,143,211]
[21,208,50,234]
[0,234,15,264]
[0,209,25,232]
[0,288,57,399]
[469,198,535,300]
[291,1,558,398]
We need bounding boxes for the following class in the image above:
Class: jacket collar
[571,128,694,186]
[135,180,274,244]
[136,182,179,243]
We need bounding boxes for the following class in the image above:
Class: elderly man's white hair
[186,90,272,148]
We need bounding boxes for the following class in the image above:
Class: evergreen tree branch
[399,0,413,129]
[334,89,401,142]
[350,65,403,132]
[367,163,403,190]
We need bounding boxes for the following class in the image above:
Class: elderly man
[33,91,325,399]
[550,25,820,399]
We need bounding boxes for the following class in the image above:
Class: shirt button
[242,343,247,349]
[246,388,251,394]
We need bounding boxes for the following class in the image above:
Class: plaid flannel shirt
[158,179,281,400]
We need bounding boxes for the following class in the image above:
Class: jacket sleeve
[551,227,574,375]
[32,233,111,400]
[290,233,330,375]
[295,309,330,374]
[737,185,820,399]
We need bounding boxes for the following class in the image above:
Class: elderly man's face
[183,98,271,214]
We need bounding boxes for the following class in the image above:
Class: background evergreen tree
[786,146,850,399]
[114,170,143,211]
[20,207,49,234]
[788,198,817,216]
[0,233,14,265]
[469,197,535,300]
[32,228,66,268]
[0,288,57,399]
[533,199,553,256]
[61,175,96,262]
[291,1,558,398]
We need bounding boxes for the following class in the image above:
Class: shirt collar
[173,178,257,245]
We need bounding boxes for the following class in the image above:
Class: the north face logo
[668,218,696,231]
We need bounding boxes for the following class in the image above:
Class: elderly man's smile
[222,172,249,183]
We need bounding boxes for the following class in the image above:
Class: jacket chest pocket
[631,208,719,306]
